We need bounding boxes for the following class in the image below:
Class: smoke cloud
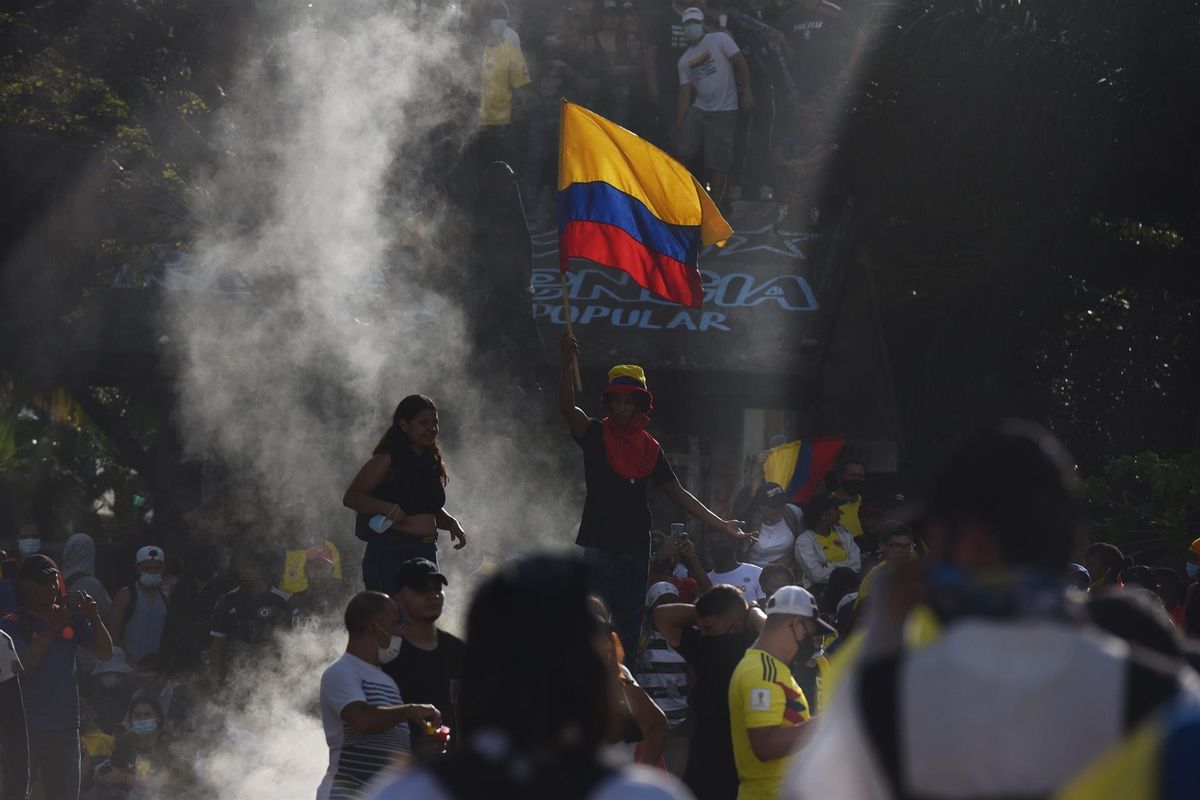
[163,5,577,796]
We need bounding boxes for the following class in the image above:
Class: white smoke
[164,5,578,797]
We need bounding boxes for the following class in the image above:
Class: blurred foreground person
[344,395,468,591]
[318,592,442,800]
[367,555,691,799]
[785,420,1200,799]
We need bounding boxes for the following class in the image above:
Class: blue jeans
[583,546,650,670]
[362,537,438,593]
[28,727,80,800]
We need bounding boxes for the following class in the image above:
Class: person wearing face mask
[473,0,531,179]
[831,459,868,541]
[1182,537,1200,638]
[317,591,441,800]
[83,697,187,799]
[84,648,141,734]
[728,586,829,800]
[673,7,755,207]
[14,521,44,563]
[107,547,169,668]
[653,585,766,800]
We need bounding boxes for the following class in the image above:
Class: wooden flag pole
[560,271,583,392]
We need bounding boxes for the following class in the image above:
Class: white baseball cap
[764,585,838,634]
[646,581,681,608]
[135,545,165,565]
[681,7,705,23]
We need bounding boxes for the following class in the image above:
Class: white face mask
[376,624,403,663]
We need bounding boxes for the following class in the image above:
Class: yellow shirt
[480,41,530,126]
[854,561,887,609]
[729,648,810,800]
[839,494,864,538]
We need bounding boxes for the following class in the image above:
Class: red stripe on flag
[560,220,704,308]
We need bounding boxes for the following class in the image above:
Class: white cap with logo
[135,545,165,565]
[764,585,838,634]
[681,7,705,23]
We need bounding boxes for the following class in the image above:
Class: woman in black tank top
[343,395,468,591]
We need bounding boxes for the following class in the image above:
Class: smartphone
[67,590,84,614]
[669,523,686,539]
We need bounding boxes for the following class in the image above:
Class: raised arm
[341,701,441,735]
[652,603,698,649]
[559,333,589,439]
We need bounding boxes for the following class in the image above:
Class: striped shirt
[318,653,411,800]
[637,628,690,728]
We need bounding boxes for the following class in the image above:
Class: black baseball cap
[758,482,788,508]
[18,554,60,583]
[806,492,847,521]
[392,558,448,592]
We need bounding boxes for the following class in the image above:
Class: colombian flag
[557,101,732,309]
[763,436,845,506]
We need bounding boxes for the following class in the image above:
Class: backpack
[124,582,170,623]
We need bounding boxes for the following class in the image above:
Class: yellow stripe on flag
[763,441,803,491]
[558,101,731,246]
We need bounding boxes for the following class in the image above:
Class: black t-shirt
[650,6,691,92]
[675,625,758,800]
[210,586,294,646]
[574,419,678,554]
[374,448,446,516]
[779,0,859,100]
[382,630,466,751]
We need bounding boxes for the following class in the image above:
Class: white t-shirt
[318,653,412,800]
[0,630,21,682]
[745,504,803,567]
[784,621,1200,799]
[677,32,741,112]
[708,563,765,602]
[366,763,690,800]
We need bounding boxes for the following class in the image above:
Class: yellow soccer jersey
[729,648,810,800]
[480,41,530,125]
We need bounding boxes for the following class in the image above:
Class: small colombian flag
[557,101,732,309]
[763,436,846,506]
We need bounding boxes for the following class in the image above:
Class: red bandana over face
[602,412,662,479]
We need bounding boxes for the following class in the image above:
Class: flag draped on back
[763,436,845,506]
[557,101,732,309]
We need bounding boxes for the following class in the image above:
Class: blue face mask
[683,22,705,42]
[18,538,41,556]
[131,718,158,736]
[139,572,163,588]
[1187,563,1199,580]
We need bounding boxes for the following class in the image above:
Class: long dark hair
[373,395,448,486]
[459,556,610,752]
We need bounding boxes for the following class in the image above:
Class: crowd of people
[4,336,1200,800]
[464,0,864,227]
[4,2,1200,799]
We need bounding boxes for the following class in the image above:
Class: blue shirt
[0,580,16,613]
[0,608,95,731]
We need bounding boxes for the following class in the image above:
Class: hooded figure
[62,532,112,621]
